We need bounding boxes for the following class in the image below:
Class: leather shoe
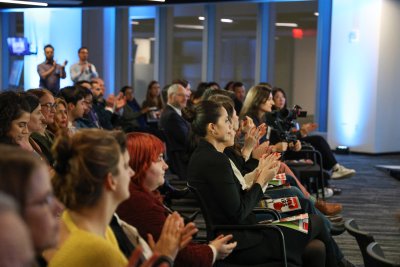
[314,200,343,216]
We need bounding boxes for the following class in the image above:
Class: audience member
[20,93,48,159]
[0,145,63,266]
[90,79,114,130]
[70,47,98,83]
[49,129,133,266]
[47,98,68,135]
[224,81,235,91]
[272,87,356,179]
[0,91,30,145]
[159,84,190,180]
[142,80,164,110]
[232,81,246,114]
[120,85,148,130]
[186,100,340,267]
[37,44,67,95]
[117,132,236,267]
[27,88,57,164]
[58,86,86,132]
[0,192,34,267]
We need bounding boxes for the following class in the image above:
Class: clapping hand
[147,212,198,261]
[210,234,237,260]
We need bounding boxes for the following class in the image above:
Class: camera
[265,105,307,143]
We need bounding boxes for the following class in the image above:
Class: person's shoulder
[49,232,126,267]
[192,141,229,165]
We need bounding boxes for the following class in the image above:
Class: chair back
[344,219,376,267]
[187,182,218,241]
[366,242,400,267]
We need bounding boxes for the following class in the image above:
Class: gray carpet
[169,153,400,266]
[329,153,400,266]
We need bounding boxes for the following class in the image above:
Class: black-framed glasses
[41,102,57,109]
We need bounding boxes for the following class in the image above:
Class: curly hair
[0,92,30,144]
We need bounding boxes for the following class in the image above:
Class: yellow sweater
[49,211,128,267]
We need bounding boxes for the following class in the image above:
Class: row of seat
[344,219,400,267]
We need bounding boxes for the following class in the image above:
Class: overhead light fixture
[198,16,205,21]
[131,21,140,25]
[148,0,165,2]
[220,18,233,23]
[314,12,319,16]
[174,24,204,30]
[0,0,48,6]
[276,22,298,27]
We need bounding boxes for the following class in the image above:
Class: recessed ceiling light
[314,12,319,16]
[174,24,204,30]
[0,0,48,6]
[275,22,298,27]
[220,18,233,23]
[198,16,205,21]
[148,0,165,2]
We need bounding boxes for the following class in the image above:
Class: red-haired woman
[117,132,236,267]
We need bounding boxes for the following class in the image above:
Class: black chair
[283,143,326,199]
[366,242,400,267]
[344,219,376,267]
[187,183,288,267]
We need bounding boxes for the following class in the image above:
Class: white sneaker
[316,187,334,198]
[331,164,356,179]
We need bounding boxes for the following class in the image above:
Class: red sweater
[117,183,213,267]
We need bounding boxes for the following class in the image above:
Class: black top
[187,139,264,250]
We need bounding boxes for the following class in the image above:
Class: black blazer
[159,105,190,179]
[187,139,265,250]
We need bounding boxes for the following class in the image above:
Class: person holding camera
[37,44,67,96]
[272,87,356,180]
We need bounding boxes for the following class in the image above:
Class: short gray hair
[167,84,181,98]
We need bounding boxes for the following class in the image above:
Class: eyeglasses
[41,102,57,109]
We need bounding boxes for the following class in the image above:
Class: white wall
[375,0,400,153]
[292,36,317,115]
[328,0,400,153]
[328,0,383,153]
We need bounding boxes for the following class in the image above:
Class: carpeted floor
[328,153,400,266]
[169,153,400,266]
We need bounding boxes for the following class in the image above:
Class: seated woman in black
[186,100,339,267]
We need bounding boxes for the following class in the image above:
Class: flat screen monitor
[7,37,31,56]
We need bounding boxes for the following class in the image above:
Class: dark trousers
[225,214,338,267]
[301,135,337,170]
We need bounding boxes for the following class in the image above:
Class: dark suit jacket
[159,105,190,179]
[117,183,213,267]
[187,139,265,250]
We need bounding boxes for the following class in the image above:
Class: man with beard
[37,44,67,95]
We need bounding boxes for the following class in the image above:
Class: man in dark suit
[159,83,190,180]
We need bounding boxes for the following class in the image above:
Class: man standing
[70,47,98,83]
[37,44,67,95]
[159,83,190,180]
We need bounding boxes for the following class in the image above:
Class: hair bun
[52,134,74,175]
